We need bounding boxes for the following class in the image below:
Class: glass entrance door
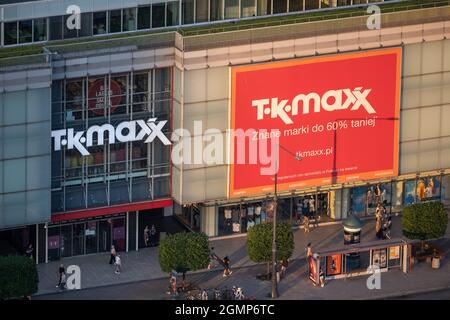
[99,219,112,252]
[72,223,85,256]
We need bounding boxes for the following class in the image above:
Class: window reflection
[93,12,107,35]
[152,3,166,28]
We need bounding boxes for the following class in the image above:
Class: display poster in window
[88,79,122,115]
[85,221,96,236]
[48,235,60,250]
[389,246,400,260]
[372,249,387,268]
[326,254,342,276]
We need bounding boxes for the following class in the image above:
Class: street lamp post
[271,145,301,299]
[271,159,279,299]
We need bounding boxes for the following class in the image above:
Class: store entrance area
[217,192,332,236]
[138,209,188,249]
[48,214,126,261]
[0,226,36,259]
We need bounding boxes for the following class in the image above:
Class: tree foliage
[247,222,294,263]
[158,232,210,274]
[0,256,39,299]
[402,201,448,241]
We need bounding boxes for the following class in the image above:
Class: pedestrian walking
[114,254,122,274]
[222,256,232,277]
[167,271,177,295]
[319,267,325,287]
[375,215,383,239]
[144,225,150,247]
[313,213,321,229]
[280,259,289,279]
[56,264,65,288]
[208,247,218,269]
[306,242,313,259]
[58,272,67,291]
[25,244,34,259]
[150,224,157,246]
[303,215,310,233]
[109,245,116,264]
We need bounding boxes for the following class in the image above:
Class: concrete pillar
[200,206,218,237]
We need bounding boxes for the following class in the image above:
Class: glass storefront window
[60,225,72,258]
[152,3,166,28]
[351,183,392,216]
[52,69,171,212]
[123,8,137,31]
[241,0,256,17]
[109,10,122,33]
[18,20,33,44]
[182,0,195,24]
[273,0,287,14]
[80,12,93,37]
[33,18,47,42]
[85,221,98,254]
[48,226,61,261]
[4,22,18,45]
[87,183,108,207]
[196,0,209,22]
[337,0,352,6]
[289,0,304,12]
[417,176,441,202]
[133,72,150,114]
[73,223,85,256]
[404,180,416,205]
[93,11,107,35]
[87,77,106,117]
[110,143,127,174]
[138,6,151,29]
[210,0,224,21]
[167,2,180,26]
[110,181,130,205]
[110,75,128,116]
[225,0,240,19]
[257,0,271,16]
[49,16,63,40]
[305,0,320,10]
[132,141,148,171]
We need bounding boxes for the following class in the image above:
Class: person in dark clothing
[26,244,34,259]
[109,245,116,264]
[56,264,65,288]
[223,256,232,277]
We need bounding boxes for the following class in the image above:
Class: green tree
[247,222,294,275]
[0,256,39,300]
[402,201,448,250]
[158,232,210,288]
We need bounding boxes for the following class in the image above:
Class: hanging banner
[229,48,402,197]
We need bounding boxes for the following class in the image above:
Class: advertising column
[229,48,402,197]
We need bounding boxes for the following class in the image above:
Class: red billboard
[229,48,402,197]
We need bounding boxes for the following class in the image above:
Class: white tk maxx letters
[252,87,376,125]
[52,118,171,156]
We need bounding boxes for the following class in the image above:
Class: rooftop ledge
[0,0,449,67]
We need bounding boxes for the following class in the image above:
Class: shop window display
[404,176,441,205]
[219,201,267,235]
[351,183,392,216]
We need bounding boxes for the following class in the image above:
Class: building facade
[1,0,449,263]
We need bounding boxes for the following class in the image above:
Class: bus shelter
[309,238,411,285]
